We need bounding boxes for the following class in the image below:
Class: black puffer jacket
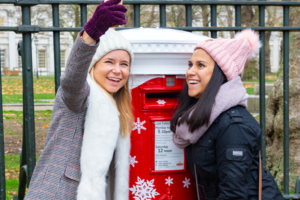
[185,106,283,200]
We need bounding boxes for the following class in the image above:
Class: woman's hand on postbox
[83,0,127,41]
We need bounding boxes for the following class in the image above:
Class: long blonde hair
[113,80,134,136]
[89,61,134,137]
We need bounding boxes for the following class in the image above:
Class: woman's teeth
[189,80,200,84]
[107,77,121,82]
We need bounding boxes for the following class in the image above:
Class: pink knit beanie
[194,29,262,81]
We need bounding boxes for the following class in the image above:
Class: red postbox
[119,28,209,200]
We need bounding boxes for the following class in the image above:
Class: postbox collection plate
[151,117,186,173]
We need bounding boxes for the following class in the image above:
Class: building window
[17,18,21,25]
[38,19,45,27]
[0,18,4,35]
[18,56,22,68]
[0,50,5,68]
[38,50,46,69]
[60,50,65,68]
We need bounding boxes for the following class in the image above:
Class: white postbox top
[118,28,210,76]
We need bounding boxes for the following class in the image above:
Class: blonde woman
[25,0,134,199]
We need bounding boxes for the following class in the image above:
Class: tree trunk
[265,31,272,73]
[266,7,300,192]
[200,5,209,36]
[71,5,80,42]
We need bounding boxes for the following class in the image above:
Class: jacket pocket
[64,165,81,182]
[193,139,215,167]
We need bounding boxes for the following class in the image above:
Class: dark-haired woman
[171,29,283,200]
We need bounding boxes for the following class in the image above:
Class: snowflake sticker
[183,178,191,188]
[156,99,166,105]
[132,118,146,134]
[165,176,173,186]
[129,155,138,167]
[129,177,160,200]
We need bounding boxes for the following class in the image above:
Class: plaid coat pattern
[25,33,99,200]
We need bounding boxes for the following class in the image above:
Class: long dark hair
[170,63,227,133]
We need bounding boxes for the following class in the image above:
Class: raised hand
[83,0,127,41]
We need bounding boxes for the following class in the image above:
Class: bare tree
[124,4,134,27]
[240,6,259,80]
[140,5,159,27]
[166,5,185,27]
[59,5,81,42]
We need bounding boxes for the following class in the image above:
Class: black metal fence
[0,0,299,199]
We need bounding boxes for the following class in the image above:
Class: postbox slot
[145,92,179,99]
[142,91,181,110]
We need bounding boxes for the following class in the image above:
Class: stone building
[0,4,283,76]
[0,4,73,76]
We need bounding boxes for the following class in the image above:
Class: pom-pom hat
[194,29,262,81]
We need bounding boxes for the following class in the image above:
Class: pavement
[3,102,259,116]
[3,103,54,111]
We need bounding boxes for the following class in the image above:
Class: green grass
[5,155,20,169]
[4,154,39,200]
[2,76,55,96]
[2,75,54,79]
[2,94,55,104]
[246,88,254,95]
[6,179,19,200]
[3,110,53,120]
[5,154,20,200]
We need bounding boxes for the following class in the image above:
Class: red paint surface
[129,76,197,200]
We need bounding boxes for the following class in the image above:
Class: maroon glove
[83,0,127,41]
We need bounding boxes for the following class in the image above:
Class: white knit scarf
[77,73,131,200]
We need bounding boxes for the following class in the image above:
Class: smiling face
[93,50,130,94]
[186,49,215,99]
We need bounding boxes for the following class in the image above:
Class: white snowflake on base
[165,176,173,186]
[129,177,160,200]
[129,155,138,167]
[157,99,166,105]
[183,177,191,188]
[132,118,146,134]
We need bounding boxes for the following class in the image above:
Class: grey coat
[25,33,99,200]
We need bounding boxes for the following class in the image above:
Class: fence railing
[0,0,299,199]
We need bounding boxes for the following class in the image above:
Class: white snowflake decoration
[129,177,160,200]
[132,118,146,134]
[156,99,166,105]
[129,155,138,167]
[183,177,191,188]
[165,176,173,186]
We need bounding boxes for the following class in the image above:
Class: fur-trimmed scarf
[77,74,130,200]
[172,76,248,149]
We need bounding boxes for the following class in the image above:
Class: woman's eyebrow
[104,58,115,61]
[188,60,207,64]
[196,60,207,64]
